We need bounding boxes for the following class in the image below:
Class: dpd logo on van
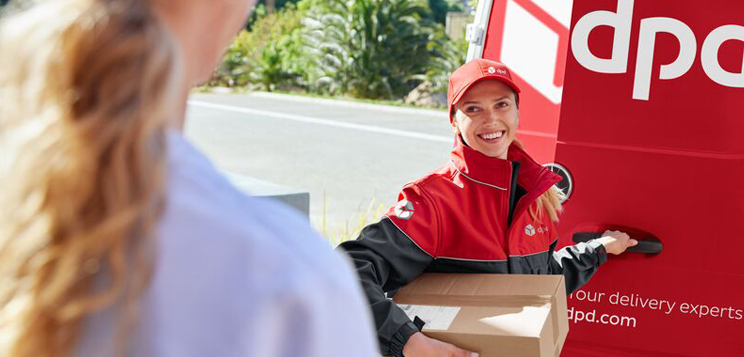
[571,0,744,100]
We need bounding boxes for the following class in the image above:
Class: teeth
[480,131,504,140]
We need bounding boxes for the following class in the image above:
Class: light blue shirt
[76,131,378,357]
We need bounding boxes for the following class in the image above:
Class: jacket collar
[449,135,561,192]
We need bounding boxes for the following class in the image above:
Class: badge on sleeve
[394,200,415,220]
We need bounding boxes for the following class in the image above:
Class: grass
[317,195,388,247]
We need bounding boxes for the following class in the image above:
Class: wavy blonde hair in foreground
[0,0,180,356]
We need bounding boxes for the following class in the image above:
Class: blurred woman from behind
[0,1,377,356]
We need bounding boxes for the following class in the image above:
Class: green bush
[301,0,455,100]
[213,0,465,104]
[214,3,307,91]
[424,30,466,94]
[245,0,304,30]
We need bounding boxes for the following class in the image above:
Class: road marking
[188,100,453,143]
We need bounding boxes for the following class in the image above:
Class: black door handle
[573,232,663,254]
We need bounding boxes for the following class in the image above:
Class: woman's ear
[451,112,461,135]
[451,120,460,135]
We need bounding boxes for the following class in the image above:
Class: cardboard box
[393,274,568,357]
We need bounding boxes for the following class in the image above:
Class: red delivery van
[466,0,744,355]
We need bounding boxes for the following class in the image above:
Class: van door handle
[573,232,663,254]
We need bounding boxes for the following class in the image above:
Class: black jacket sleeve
[548,239,608,295]
[337,217,433,357]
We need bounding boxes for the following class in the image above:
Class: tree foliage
[301,0,456,99]
[428,0,464,24]
[214,0,466,102]
[216,3,307,91]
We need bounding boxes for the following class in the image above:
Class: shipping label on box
[398,304,461,331]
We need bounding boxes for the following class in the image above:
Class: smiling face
[452,80,519,159]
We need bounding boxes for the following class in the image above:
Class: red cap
[447,59,521,122]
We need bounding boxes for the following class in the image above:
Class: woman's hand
[597,230,638,255]
[402,332,479,357]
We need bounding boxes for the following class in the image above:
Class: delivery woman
[339,59,637,357]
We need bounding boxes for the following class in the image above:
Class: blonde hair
[512,139,564,223]
[532,186,564,223]
[0,0,180,356]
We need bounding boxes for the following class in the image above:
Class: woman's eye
[496,101,508,108]
[466,106,480,113]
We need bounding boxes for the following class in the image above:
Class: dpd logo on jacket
[394,200,414,220]
[525,224,549,237]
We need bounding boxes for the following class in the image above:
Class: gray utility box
[225,172,310,218]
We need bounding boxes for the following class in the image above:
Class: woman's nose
[484,110,501,125]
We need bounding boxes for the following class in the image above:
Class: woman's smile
[477,130,506,143]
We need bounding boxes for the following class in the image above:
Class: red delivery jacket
[339,136,608,356]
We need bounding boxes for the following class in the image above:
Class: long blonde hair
[0,0,180,355]
[532,185,563,223]
[512,138,564,223]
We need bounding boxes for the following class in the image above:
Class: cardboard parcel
[393,274,568,357]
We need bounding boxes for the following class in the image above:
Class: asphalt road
[185,92,454,241]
